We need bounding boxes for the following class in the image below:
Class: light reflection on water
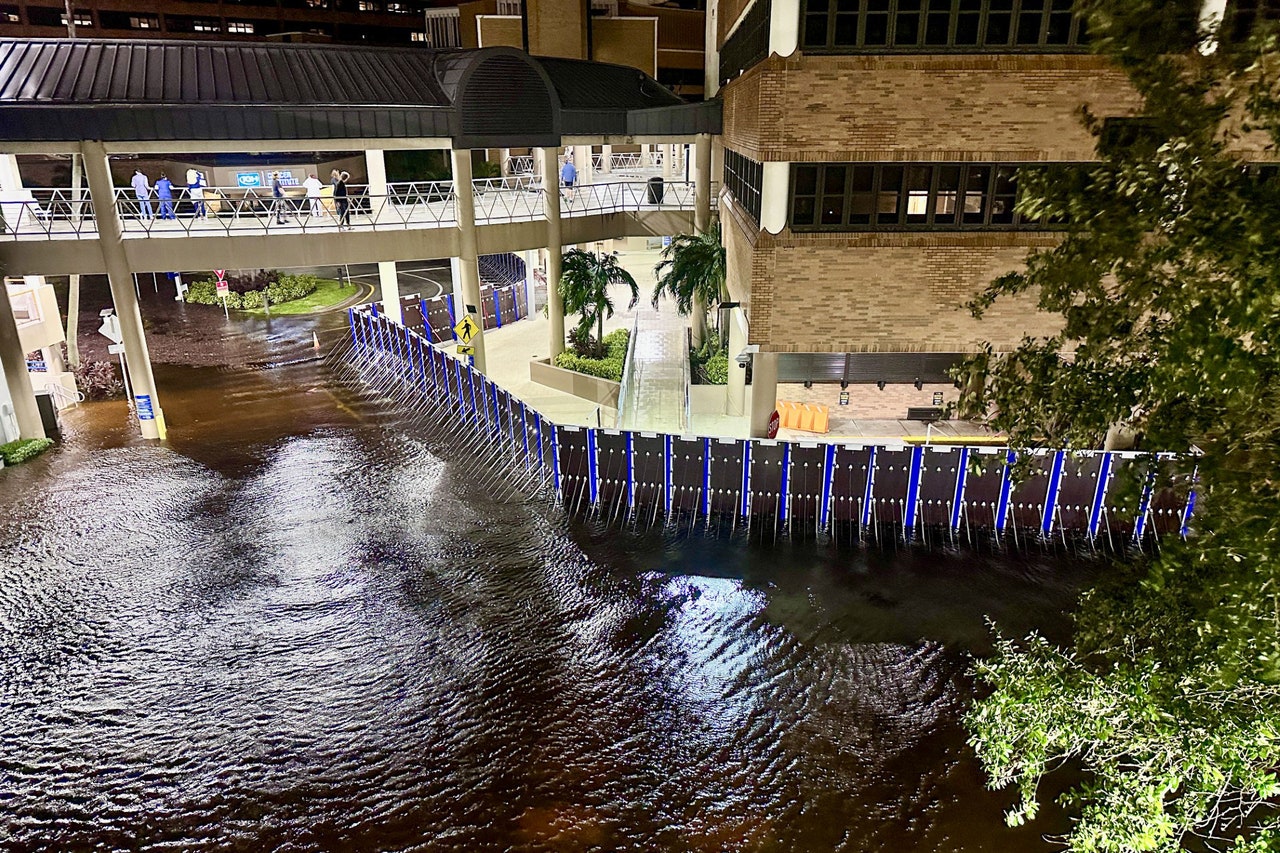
[0,349,1087,852]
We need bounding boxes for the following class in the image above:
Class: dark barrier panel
[919,446,964,529]
[1057,453,1106,536]
[1007,451,1054,533]
[708,438,746,517]
[871,447,914,530]
[630,433,666,523]
[557,426,591,513]
[596,430,630,521]
[748,441,786,527]
[787,443,827,532]
[669,436,705,517]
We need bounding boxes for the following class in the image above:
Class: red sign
[767,409,780,439]
[216,279,229,296]
[214,269,226,280]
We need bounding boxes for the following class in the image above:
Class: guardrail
[0,178,703,240]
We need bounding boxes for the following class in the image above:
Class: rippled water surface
[0,281,1089,851]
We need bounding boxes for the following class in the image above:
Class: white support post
[81,140,166,440]
[0,280,44,439]
[378,261,402,324]
[524,249,538,317]
[541,146,565,358]
[364,148,389,225]
[749,352,778,438]
[601,144,612,174]
[450,148,487,373]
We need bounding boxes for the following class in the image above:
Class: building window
[359,1,382,9]
[410,31,427,41]
[720,0,772,84]
[0,6,19,24]
[193,19,221,32]
[129,15,160,28]
[386,2,414,12]
[801,0,1088,52]
[790,162,1065,230]
[724,148,764,224]
[227,21,254,33]
[61,12,93,27]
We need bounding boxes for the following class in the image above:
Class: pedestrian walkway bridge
[1,175,705,277]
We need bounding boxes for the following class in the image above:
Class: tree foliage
[652,222,727,343]
[962,3,1280,850]
[557,249,639,346]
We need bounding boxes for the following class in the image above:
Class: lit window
[227,21,253,33]
[193,19,221,32]
[61,12,92,26]
[386,3,411,12]
[359,1,381,9]
[410,31,427,41]
[3,12,19,23]
[129,15,159,28]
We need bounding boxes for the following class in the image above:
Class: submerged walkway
[618,310,689,433]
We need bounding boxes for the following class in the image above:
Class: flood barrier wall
[348,307,1195,548]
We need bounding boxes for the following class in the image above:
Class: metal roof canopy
[0,38,720,149]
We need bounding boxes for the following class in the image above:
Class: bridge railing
[0,178,704,240]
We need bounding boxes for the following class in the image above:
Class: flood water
[0,274,1088,851]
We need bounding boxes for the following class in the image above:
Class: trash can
[646,176,664,204]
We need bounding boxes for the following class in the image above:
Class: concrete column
[540,146,566,358]
[641,144,652,167]
[364,148,389,225]
[601,144,612,174]
[378,261,402,324]
[0,282,44,439]
[450,147,487,372]
[662,144,673,179]
[524,249,538,316]
[727,308,748,416]
[575,145,594,185]
[534,147,546,180]
[749,352,778,438]
[500,147,511,177]
[694,133,712,235]
[704,0,721,98]
[67,153,83,367]
[82,140,166,440]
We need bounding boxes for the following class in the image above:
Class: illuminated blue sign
[236,172,263,188]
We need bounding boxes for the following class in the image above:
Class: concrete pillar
[760,161,790,234]
[500,147,511,177]
[601,144,612,174]
[66,153,83,367]
[378,261,402,324]
[524,249,538,316]
[705,0,721,98]
[694,133,712,235]
[575,145,594,185]
[534,147,546,181]
[540,146,566,358]
[364,148,388,225]
[641,144,652,167]
[0,282,44,439]
[662,144,673,179]
[82,140,166,440]
[727,308,748,417]
[749,352,778,438]
[450,147,487,373]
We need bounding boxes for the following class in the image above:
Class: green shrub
[185,278,219,304]
[703,349,729,385]
[239,289,265,309]
[0,437,54,466]
[264,273,319,305]
[554,328,629,381]
[222,291,242,310]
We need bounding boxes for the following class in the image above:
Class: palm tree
[651,222,727,346]
[558,249,639,347]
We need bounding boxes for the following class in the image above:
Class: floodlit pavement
[618,310,689,433]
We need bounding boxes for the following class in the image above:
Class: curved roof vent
[455,51,557,148]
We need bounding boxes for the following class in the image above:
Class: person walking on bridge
[560,154,576,203]
[271,172,291,225]
[131,169,153,219]
[303,172,323,218]
[335,171,351,230]
[155,173,175,220]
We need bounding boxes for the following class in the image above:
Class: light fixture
[876,380,886,391]
[840,379,849,390]
[914,377,923,391]
[803,380,813,389]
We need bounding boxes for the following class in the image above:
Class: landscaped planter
[529,358,620,408]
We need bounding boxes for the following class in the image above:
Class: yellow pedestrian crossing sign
[454,314,481,345]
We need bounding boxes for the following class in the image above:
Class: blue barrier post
[741,441,752,517]
[446,294,457,339]
[996,450,1016,532]
[702,438,712,518]
[820,444,837,529]
[1088,451,1113,540]
[905,445,924,538]
[587,429,599,506]
[420,299,433,343]
[861,446,877,528]
[1041,450,1066,537]
[950,447,969,531]
[551,426,562,495]
[779,443,791,524]
[626,432,635,508]
[663,434,673,516]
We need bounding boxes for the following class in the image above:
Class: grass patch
[1,438,54,466]
[240,278,355,316]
